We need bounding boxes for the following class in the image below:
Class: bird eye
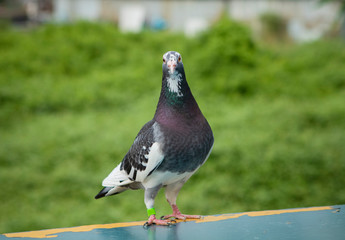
[178,56,181,62]
[163,58,166,63]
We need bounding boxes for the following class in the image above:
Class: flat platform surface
[1,205,344,240]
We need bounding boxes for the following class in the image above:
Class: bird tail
[95,164,133,199]
[95,186,128,199]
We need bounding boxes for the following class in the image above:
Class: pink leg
[145,214,173,226]
[162,204,201,220]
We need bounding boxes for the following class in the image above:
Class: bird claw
[160,215,177,220]
[143,221,150,229]
[169,219,177,224]
[167,221,176,227]
[143,220,176,228]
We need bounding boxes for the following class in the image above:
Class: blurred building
[1,0,341,41]
[0,0,52,23]
[229,0,341,42]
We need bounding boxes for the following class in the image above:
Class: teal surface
[1,205,344,240]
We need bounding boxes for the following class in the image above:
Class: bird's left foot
[161,204,201,221]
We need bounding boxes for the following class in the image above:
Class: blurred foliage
[260,12,288,42]
[1,19,345,233]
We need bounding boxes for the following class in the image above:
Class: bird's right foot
[144,215,175,227]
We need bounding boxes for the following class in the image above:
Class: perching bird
[95,51,214,226]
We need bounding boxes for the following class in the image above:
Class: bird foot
[161,214,201,221]
[144,215,176,227]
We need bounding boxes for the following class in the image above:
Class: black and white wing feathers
[102,120,165,187]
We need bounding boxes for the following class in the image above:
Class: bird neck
[154,72,203,123]
[163,71,190,105]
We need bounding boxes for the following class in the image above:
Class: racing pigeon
[95,51,214,226]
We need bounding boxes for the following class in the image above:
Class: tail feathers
[94,186,128,199]
[95,187,112,199]
[96,164,133,199]
[102,164,133,187]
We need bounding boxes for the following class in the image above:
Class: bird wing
[102,120,165,187]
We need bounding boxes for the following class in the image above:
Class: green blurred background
[1,9,345,234]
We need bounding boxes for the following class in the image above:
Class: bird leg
[161,203,201,220]
[144,186,175,226]
[161,180,201,221]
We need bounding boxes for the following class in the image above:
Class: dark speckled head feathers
[162,51,183,76]
[161,51,189,101]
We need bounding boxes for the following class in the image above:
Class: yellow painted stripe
[3,221,146,239]
[195,206,334,223]
[3,206,334,239]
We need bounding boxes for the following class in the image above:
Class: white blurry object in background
[288,19,322,42]
[119,6,146,33]
[53,0,100,21]
[74,0,100,21]
[184,18,209,37]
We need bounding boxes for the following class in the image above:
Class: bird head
[162,51,183,75]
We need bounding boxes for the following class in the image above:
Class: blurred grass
[1,19,345,233]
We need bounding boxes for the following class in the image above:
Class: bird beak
[167,59,177,74]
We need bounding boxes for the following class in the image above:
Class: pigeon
[95,51,214,226]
